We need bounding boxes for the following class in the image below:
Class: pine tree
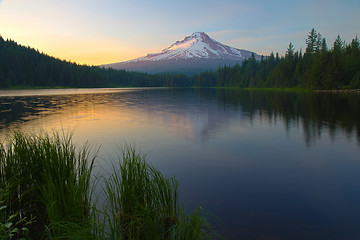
[315,33,323,53]
[276,52,280,64]
[320,38,328,53]
[333,35,345,53]
[346,36,360,87]
[306,28,318,54]
[285,42,295,59]
[350,35,359,50]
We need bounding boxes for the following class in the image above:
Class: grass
[100,145,220,240]
[0,131,223,240]
[0,130,95,239]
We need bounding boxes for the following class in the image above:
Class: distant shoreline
[1,86,360,94]
[315,89,360,94]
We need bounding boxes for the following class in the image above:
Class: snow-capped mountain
[103,32,261,74]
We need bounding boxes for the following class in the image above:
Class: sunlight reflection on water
[1,88,360,240]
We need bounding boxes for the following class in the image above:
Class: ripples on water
[0,88,359,240]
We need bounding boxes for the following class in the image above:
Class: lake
[1,88,360,240]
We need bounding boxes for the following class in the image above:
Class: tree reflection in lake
[0,88,360,240]
[0,88,359,146]
[215,89,360,147]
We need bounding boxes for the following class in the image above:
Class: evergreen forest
[196,29,360,90]
[0,36,193,88]
[1,29,360,90]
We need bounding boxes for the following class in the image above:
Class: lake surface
[1,88,360,240]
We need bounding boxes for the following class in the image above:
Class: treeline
[0,36,193,88]
[2,30,360,90]
[195,29,360,89]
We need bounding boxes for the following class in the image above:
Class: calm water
[1,88,360,240]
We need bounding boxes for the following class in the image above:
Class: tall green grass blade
[0,130,97,239]
[1,131,223,239]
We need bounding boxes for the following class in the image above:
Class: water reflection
[0,88,137,130]
[215,89,360,147]
[0,88,359,147]
[0,88,360,240]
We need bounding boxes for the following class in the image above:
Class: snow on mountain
[127,32,253,62]
[102,32,261,74]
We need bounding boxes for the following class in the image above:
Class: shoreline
[315,89,360,94]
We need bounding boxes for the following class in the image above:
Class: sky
[0,0,359,65]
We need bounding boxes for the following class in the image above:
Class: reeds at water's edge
[0,130,224,239]
[0,130,96,239]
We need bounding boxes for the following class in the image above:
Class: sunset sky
[0,0,359,65]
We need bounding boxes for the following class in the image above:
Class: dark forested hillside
[195,29,360,90]
[1,30,359,90]
[0,36,194,88]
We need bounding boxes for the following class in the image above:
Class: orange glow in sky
[1,0,359,66]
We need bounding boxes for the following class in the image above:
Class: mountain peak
[190,32,207,38]
[102,32,261,74]
[129,31,257,62]
[186,32,211,42]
